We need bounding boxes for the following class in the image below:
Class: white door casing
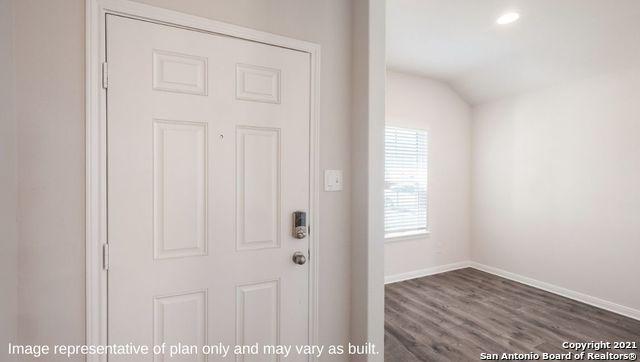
[86,1,321,361]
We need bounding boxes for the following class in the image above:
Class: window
[384,126,428,239]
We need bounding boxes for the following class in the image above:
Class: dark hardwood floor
[385,268,640,361]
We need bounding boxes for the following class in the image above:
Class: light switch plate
[324,170,343,191]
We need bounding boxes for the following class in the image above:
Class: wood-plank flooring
[385,268,640,361]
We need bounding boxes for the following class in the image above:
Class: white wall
[351,1,386,359]
[0,0,18,359]
[14,0,354,360]
[472,68,640,311]
[15,1,86,358]
[384,71,471,278]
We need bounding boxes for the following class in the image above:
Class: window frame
[383,125,430,242]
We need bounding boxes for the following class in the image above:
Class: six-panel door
[107,14,311,361]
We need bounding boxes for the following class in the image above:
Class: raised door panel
[236,280,280,362]
[153,291,207,362]
[236,127,281,251]
[153,50,208,95]
[154,120,208,259]
[236,64,281,104]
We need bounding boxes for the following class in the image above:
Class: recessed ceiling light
[496,12,520,25]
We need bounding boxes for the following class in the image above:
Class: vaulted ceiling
[387,0,640,104]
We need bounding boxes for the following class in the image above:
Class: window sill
[384,231,431,243]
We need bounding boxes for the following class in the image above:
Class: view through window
[384,126,429,239]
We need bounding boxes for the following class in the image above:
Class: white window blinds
[384,126,428,238]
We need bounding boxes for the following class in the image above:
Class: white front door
[107,14,311,361]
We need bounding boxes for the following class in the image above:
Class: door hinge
[101,62,108,89]
[102,243,110,270]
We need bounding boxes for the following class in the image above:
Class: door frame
[85,0,321,360]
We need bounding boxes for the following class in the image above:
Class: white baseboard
[384,260,640,321]
[384,261,472,284]
[469,262,640,321]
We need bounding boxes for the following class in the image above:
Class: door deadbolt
[292,211,307,239]
[292,252,307,265]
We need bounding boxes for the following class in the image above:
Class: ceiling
[387,0,640,104]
